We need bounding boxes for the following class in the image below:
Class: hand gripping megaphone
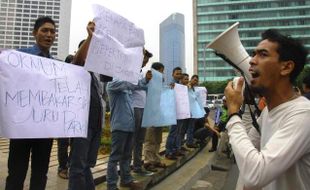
[206,22,252,85]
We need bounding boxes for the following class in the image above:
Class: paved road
[191,108,240,190]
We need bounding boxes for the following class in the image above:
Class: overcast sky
[69,0,193,74]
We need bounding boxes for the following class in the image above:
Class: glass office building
[160,13,185,84]
[193,0,310,82]
[0,0,72,60]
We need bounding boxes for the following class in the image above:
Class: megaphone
[206,22,252,84]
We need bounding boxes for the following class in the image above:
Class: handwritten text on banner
[0,50,91,138]
[85,4,145,84]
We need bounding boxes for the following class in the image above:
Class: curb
[151,143,217,190]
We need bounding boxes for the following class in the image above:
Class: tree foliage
[200,80,230,94]
[296,65,310,88]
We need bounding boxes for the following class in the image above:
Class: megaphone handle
[214,52,244,75]
[213,51,261,133]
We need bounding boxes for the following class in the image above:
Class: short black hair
[33,16,55,31]
[64,54,74,63]
[302,75,310,89]
[173,67,182,74]
[191,74,199,80]
[151,62,164,71]
[261,29,308,83]
[143,48,153,58]
[181,73,189,78]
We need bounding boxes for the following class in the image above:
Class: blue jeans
[107,130,134,190]
[179,119,190,146]
[165,120,183,155]
[68,126,102,190]
[185,119,196,145]
[132,108,146,170]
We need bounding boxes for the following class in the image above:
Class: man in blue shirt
[106,74,152,190]
[165,67,184,160]
[5,16,56,190]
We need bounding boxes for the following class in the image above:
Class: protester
[209,96,229,152]
[302,75,310,99]
[143,62,167,172]
[184,75,201,149]
[178,73,191,149]
[68,21,104,190]
[5,16,56,190]
[131,48,153,176]
[165,67,183,160]
[225,29,310,189]
[57,54,74,179]
[106,61,152,190]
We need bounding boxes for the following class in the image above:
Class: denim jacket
[107,78,148,132]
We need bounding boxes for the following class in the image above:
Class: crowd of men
[3,15,310,190]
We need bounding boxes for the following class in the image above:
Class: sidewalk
[0,133,172,190]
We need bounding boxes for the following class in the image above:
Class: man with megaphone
[223,28,309,190]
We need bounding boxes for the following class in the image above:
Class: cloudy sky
[69,0,193,74]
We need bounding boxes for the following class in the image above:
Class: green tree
[296,65,310,89]
[201,80,230,94]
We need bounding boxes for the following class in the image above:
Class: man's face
[180,76,189,85]
[249,39,283,94]
[190,77,199,86]
[33,22,56,52]
[172,69,182,81]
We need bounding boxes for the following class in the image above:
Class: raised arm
[73,21,95,66]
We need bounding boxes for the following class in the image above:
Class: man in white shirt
[131,48,153,175]
[225,29,310,190]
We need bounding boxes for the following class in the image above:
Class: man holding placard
[5,16,56,190]
[106,70,152,190]
[67,22,104,190]
[131,48,153,176]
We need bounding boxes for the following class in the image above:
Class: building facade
[160,13,185,84]
[194,0,310,82]
[0,0,72,60]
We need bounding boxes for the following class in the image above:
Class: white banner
[85,33,143,84]
[195,86,207,107]
[0,50,91,138]
[92,4,145,48]
[174,84,191,120]
[84,4,145,84]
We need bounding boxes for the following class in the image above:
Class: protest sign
[195,86,207,107]
[188,89,206,118]
[174,84,191,120]
[0,50,91,138]
[157,88,177,126]
[84,4,145,84]
[92,4,145,48]
[142,69,177,127]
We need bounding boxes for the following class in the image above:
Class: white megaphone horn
[206,22,252,84]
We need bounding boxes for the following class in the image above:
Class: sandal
[153,162,167,168]
[58,169,69,179]
[144,163,158,172]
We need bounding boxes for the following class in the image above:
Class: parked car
[213,99,223,108]
[207,100,214,109]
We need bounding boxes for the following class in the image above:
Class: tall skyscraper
[193,0,310,82]
[0,0,72,60]
[160,13,185,84]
